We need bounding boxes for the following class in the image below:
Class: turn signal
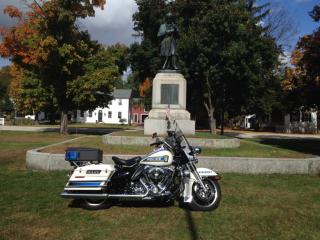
[212,175,222,181]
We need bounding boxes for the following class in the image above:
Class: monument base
[144,71,195,136]
[144,118,195,136]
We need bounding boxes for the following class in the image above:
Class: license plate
[86,170,101,174]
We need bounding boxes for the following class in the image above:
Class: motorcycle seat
[112,156,142,167]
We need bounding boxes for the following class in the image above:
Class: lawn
[42,136,313,158]
[1,131,320,240]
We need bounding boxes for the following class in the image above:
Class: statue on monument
[157,12,179,70]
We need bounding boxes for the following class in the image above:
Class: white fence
[0,118,4,126]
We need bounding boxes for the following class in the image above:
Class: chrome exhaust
[60,192,109,199]
[60,192,148,200]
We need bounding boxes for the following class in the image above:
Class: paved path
[224,130,320,140]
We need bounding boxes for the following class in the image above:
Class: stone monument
[144,11,195,135]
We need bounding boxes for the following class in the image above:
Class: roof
[112,89,132,99]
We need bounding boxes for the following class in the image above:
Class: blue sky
[0,0,319,68]
[260,0,319,48]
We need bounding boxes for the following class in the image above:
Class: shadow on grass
[33,127,119,136]
[68,199,175,210]
[256,138,320,156]
[184,209,200,240]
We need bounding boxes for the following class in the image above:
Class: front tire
[188,178,221,211]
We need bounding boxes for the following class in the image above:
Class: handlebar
[150,141,164,147]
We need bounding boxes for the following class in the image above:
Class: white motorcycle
[61,119,221,211]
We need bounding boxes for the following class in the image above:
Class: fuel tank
[140,148,174,166]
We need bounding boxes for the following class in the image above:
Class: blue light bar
[66,151,79,161]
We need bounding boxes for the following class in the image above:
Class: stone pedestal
[144,71,195,135]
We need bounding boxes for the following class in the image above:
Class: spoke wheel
[189,178,221,211]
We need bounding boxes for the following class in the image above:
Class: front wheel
[188,178,221,211]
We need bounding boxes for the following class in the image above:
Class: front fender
[196,168,219,178]
[182,168,220,203]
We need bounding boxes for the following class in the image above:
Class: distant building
[130,98,149,125]
[282,108,318,134]
[73,89,132,124]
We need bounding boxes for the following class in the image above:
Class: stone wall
[102,134,240,149]
[26,149,320,174]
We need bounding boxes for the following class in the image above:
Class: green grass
[42,136,313,158]
[0,172,319,240]
[0,131,320,239]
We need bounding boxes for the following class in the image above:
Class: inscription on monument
[161,84,179,105]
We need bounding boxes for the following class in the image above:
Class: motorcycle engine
[144,166,174,195]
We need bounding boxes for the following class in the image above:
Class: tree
[283,4,320,111]
[8,64,57,122]
[70,45,128,111]
[179,0,280,133]
[0,66,14,116]
[0,0,110,134]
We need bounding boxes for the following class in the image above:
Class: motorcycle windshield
[166,114,192,154]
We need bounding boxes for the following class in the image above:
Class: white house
[73,89,132,124]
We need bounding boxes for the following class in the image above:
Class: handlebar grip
[150,141,164,147]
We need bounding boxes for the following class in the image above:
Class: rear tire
[82,199,112,210]
[188,178,221,211]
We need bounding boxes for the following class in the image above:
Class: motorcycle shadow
[68,199,176,210]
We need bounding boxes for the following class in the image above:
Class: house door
[98,110,103,123]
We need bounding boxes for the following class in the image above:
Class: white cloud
[79,0,138,45]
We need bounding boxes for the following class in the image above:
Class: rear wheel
[82,199,111,210]
[189,178,221,211]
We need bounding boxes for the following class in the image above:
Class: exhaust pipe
[60,192,109,199]
[60,192,148,200]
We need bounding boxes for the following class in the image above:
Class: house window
[73,111,77,118]
[89,111,92,117]
[134,113,138,123]
[119,99,122,105]
[118,112,122,119]
[80,111,84,117]
[108,111,112,118]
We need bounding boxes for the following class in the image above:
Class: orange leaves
[291,50,303,66]
[139,78,152,97]
[3,5,22,20]
[0,3,41,66]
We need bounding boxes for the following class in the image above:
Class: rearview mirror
[194,147,202,155]
[152,132,158,139]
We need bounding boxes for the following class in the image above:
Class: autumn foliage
[282,4,320,110]
[139,78,152,97]
[0,0,107,133]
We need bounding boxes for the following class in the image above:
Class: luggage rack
[65,147,103,167]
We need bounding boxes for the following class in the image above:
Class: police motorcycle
[60,117,221,211]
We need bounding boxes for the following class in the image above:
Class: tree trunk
[60,110,68,134]
[204,73,216,134]
[210,118,216,134]
[49,113,55,124]
[220,109,224,135]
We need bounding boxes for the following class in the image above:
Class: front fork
[187,162,208,191]
[182,162,208,203]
